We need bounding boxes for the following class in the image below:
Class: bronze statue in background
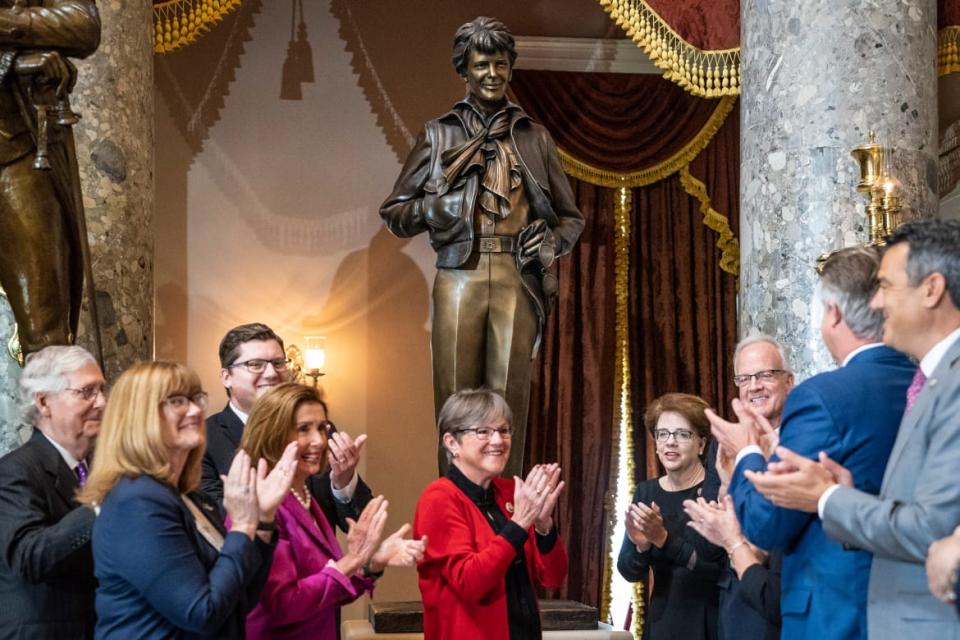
[380,16,584,475]
[0,1,102,362]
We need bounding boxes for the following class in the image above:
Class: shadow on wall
[306,226,435,603]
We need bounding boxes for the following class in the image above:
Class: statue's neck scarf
[441,100,522,219]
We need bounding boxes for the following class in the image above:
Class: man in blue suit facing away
[709,245,915,640]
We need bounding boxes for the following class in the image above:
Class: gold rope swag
[153,0,243,53]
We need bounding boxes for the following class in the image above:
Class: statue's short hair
[218,322,284,368]
[817,245,885,341]
[886,219,960,309]
[451,16,517,77]
[19,345,97,426]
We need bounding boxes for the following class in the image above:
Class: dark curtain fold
[628,107,740,480]
[511,70,723,173]
[526,179,617,608]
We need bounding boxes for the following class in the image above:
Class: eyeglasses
[228,358,290,373]
[65,384,108,402]
[733,369,787,387]
[457,426,514,440]
[162,392,209,411]
[654,428,697,443]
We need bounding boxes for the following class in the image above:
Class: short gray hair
[438,388,512,463]
[734,334,792,374]
[817,245,884,341]
[19,346,97,426]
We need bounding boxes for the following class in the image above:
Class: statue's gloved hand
[421,179,462,231]
[519,219,557,267]
[15,51,77,97]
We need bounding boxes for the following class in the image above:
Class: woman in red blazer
[414,389,568,640]
[240,383,426,640]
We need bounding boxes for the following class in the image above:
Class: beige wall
[154,0,612,613]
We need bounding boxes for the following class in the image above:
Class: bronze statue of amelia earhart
[380,16,584,475]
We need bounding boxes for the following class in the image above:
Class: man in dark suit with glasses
[0,345,105,638]
[200,322,372,533]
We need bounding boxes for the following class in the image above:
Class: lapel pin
[505,502,514,514]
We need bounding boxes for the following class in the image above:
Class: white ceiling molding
[513,36,660,74]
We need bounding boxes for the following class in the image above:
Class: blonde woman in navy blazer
[240,383,425,640]
[80,361,299,639]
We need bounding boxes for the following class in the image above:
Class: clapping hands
[512,464,565,532]
[625,501,667,550]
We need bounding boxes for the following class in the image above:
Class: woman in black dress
[617,393,724,640]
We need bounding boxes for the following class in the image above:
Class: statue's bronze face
[463,49,511,112]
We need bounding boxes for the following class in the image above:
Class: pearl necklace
[291,483,310,509]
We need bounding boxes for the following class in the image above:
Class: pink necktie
[905,368,927,414]
[75,461,88,487]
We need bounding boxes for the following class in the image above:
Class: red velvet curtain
[514,70,739,608]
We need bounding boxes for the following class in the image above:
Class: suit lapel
[30,431,80,507]
[216,404,245,449]
[282,493,341,560]
[883,337,960,489]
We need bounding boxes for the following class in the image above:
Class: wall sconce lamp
[286,336,327,388]
[302,336,326,388]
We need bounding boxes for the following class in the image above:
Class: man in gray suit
[747,218,960,638]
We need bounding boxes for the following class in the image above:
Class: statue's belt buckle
[476,236,516,253]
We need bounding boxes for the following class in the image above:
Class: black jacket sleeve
[739,550,782,626]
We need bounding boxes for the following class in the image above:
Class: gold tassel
[940,26,960,76]
[153,0,245,54]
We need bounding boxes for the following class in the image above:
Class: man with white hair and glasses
[0,345,105,638]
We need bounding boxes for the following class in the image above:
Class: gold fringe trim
[940,26,960,76]
[153,0,243,54]
[679,166,740,277]
[559,96,736,189]
[598,0,740,98]
[599,187,644,634]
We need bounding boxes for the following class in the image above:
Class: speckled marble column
[0,1,154,453]
[740,0,938,379]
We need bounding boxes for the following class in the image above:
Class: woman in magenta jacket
[239,383,426,640]
[414,389,568,640]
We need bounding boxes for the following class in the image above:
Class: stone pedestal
[739,0,938,378]
[0,1,154,453]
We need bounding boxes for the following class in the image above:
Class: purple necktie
[905,368,927,414]
[75,461,88,487]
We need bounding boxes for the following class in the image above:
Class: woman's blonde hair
[241,383,325,470]
[78,361,204,506]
